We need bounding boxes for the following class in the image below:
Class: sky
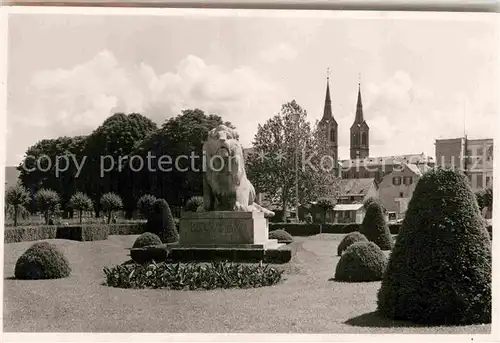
[5,10,499,166]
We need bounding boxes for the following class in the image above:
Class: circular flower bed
[104,261,284,290]
[334,241,386,282]
[15,242,71,280]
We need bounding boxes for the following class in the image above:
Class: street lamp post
[292,112,300,222]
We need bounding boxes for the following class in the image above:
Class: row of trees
[5,184,126,226]
[5,182,175,227]
[16,100,339,222]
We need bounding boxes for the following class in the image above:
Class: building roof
[353,83,366,125]
[339,153,434,169]
[404,163,423,176]
[333,204,364,211]
[320,76,337,125]
[338,178,376,196]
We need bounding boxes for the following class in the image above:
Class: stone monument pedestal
[168,211,292,263]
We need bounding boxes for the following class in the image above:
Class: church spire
[354,81,364,124]
[321,68,335,122]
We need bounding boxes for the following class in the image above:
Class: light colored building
[435,137,493,190]
[378,163,431,221]
[333,203,365,224]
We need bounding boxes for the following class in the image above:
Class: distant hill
[5,166,20,192]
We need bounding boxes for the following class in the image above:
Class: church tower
[318,71,338,175]
[350,82,369,159]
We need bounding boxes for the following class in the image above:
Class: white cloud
[258,43,298,64]
[7,50,286,164]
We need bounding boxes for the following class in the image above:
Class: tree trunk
[281,192,288,222]
[107,210,112,224]
[79,210,83,224]
[44,210,49,225]
[14,206,18,227]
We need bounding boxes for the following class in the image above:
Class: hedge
[55,225,109,242]
[269,222,492,237]
[268,223,321,236]
[269,223,399,235]
[4,226,57,244]
[4,222,148,244]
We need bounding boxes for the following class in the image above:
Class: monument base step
[130,241,295,264]
[174,239,282,250]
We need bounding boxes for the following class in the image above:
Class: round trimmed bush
[146,199,179,243]
[132,232,163,249]
[377,168,492,325]
[334,241,386,282]
[269,229,293,243]
[337,231,369,256]
[14,242,71,280]
[360,202,393,250]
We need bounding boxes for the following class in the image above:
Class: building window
[330,128,336,143]
[477,174,483,188]
[393,176,401,185]
[403,176,413,185]
[399,192,404,197]
[477,147,483,156]
[361,132,367,145]
[486,176,491,186]
[487,146,493,161]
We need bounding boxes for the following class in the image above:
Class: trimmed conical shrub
[337,231,369,256]
[146,199,179,243]
[377,168,491,325]
[334,241,387,282]
[360,202,393,250]
[132,232,163,249]
[15,242,71,280]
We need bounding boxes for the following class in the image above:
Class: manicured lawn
[3,234,491,333]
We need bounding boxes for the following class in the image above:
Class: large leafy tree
[130,109,233,207]
[81,113,157,216]
[246,100,339,221]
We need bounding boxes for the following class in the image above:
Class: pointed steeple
[321,69,336,123]
[354,81,364,124]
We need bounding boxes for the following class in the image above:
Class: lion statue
[198,124,274,218]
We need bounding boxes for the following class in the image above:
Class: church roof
[320,75,337,125]
[351,83,368,128]
[339,153,434,169]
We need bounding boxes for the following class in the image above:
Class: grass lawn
[3,234,491,333]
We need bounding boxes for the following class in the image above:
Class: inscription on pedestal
[179,211,268,245]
